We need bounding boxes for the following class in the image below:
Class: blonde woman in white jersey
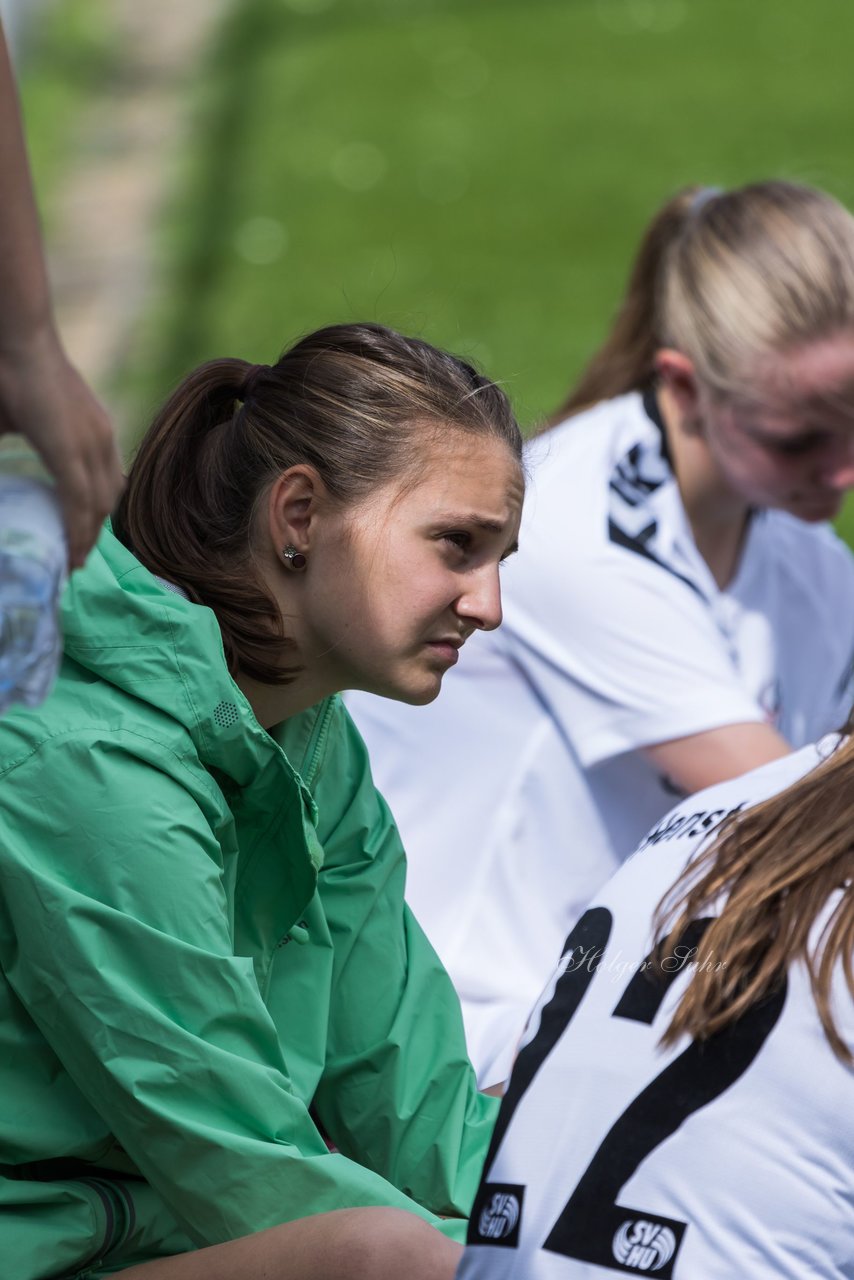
[458,717,854,1279]
[348,181,854,1090]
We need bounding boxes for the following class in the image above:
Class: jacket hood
[61,525,306,795]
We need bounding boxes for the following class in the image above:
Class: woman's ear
[654,348,700,422]
[266,465,327,559]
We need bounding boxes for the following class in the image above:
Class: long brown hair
[654,719,854,1062]
[550,180,854,424]
[113,322,521,683]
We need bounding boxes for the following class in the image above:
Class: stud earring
[282,544,307,570]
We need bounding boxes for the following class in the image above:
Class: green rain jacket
[0,527,497,1279]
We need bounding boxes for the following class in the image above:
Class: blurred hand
[0,326,124,569]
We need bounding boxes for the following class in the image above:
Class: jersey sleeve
[308,700,498,1228]
[501,530,766,769]
[0,730,456,1246]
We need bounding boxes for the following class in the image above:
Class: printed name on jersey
[468,1183,525,1248]
[636,801,745,852]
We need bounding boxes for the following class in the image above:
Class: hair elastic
[690,185,723,214]
[237,363,271,403]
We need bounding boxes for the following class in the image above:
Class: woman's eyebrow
[438,513,509,534]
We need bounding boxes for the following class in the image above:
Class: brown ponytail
[113,323,521,683]
[113,357,286,680]
[654,717,854,1063]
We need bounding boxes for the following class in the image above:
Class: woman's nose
[821,435,854,491]
[456,566,503,632]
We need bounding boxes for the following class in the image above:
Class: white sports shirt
[348,392,854,1087]
[456,742,854,1280]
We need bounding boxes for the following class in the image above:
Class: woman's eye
[769,431,829,456]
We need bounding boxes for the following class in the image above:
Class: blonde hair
[552,181,854,421]
[654,720,854,1063]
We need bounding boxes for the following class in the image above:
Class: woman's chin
[379,671,444,707]
[787,494,843,522]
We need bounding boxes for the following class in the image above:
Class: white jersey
[457,743,854,1280]
[348,392,854,1087]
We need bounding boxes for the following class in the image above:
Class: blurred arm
[0,20,122,568]
[644,721,791,796]
[0,18,51,343]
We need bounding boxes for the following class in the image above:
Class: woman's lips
[425,639,461,665]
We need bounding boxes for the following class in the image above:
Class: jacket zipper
[303,697,336,789]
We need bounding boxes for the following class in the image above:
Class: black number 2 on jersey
[469,907,787,1276]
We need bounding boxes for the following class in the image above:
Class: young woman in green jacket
[0,323,524,1279]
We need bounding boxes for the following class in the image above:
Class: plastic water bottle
[0,473,67,714]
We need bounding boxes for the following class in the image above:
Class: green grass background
[16,0,111,218]
[23,0,854,540]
